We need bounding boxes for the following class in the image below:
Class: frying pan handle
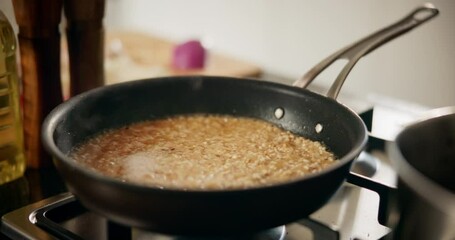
[293,3,439,99]
[346,172,398,228]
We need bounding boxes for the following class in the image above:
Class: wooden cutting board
[61,31,262,97]
[107,31,262,78]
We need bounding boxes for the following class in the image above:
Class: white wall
[2,0,454,108]
[106,0,455,108]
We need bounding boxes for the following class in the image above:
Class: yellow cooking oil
[0,10,25,184]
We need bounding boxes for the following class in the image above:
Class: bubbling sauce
[70,115,337,190]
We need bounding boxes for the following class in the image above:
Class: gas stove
[1,88,428,240]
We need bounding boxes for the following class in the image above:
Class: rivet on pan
[315,123,323,133]
[274,107,284,119]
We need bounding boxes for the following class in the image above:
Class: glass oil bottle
[0,10,25,184]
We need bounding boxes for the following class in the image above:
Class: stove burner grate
[8,194,339,240]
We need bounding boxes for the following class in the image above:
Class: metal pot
[387,107,455,240]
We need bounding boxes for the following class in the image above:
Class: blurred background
[1,0,454,108]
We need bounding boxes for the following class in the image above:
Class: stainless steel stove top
[1,179,390,240]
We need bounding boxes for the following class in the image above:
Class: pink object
[172,40,206,69]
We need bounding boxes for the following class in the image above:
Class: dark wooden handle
[18,37,63,168]
[13,0,63,168]
[12,0,62,38]
[64,0,106,96]
[66,26,105,95]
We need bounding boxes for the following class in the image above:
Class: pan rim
[42,75,368,194]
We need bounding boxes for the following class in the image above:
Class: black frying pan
[42,5,438,235]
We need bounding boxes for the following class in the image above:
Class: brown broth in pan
[70,115,337,190]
